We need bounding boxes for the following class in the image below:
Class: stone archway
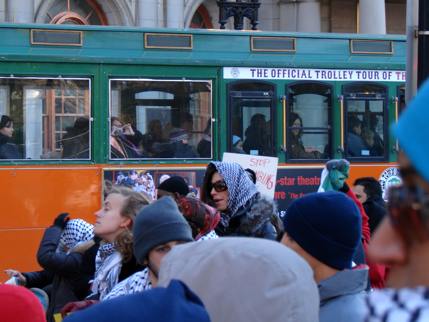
[35,0,134,26]
[184,0,218,28]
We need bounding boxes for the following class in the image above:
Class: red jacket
[346,189,386,288]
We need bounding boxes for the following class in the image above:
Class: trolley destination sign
[224,67,406,82]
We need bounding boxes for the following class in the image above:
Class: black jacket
[24,226,97,322]
[215,194,281,240]
[0,133,21,159]
[363,197,387,235]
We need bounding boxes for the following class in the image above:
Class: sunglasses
[387,184,429,244]
[210,180,228,192]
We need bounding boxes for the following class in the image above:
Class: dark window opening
[343,83,387,160]
[228,82,275,157]
[286,82,332,161]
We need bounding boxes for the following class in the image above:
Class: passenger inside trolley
[0,115,22,159]
[61,117,90,159]
[243,113,272,156]
[347,116,368,157]
[110,117,142,159]
[367,114,384,156]
[197,119,211,158]
[141,119,167,157]
[289,112,322,159]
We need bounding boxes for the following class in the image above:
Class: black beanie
[158,176,189,196]
[133,196,193,265]
[283,191,361,270]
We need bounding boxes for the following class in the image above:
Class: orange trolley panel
[0,166,102,281]
[348,163,398,185]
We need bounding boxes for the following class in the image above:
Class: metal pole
[406,0,418,103]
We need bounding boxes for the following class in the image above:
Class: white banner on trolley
[223,67,406,82]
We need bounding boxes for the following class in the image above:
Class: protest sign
[223,152,278,199]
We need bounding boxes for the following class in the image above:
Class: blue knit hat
[283,191,361,270]
[61,280,210,322]
[394,79,429,183]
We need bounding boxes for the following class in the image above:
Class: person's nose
[95,209,102,218]
[368,217,407,266]
[210,187,217,197]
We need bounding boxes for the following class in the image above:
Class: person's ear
[119,217,132,229]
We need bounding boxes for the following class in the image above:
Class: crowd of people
[109,114,206,159]
[2,79,429,322]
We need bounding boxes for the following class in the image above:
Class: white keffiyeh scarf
[58,219,94,253]
[103,268,152,300]
[90,243,123,300]
[365,287,429,322]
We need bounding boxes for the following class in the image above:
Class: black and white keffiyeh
[103,267,152,301]
[89,242,123,300]
[58,219,94,253]
[365,287,429,322]
[198,230,219,241]
[210,161,258,217]
[95,242,116,271]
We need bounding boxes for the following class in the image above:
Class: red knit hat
[0,285,46,322]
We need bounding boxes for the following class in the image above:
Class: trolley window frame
[0,76,92,162]
[285,81,333,163]
[108,78,213,161]
[342,82,388,162]
[227,80,277,157]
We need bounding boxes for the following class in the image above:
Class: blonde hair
[108,186,151,262]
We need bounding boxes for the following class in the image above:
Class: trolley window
[343,83,387,160]
[286,82,332,161]
[109,79,212,159]
[0,77,91,160]
[228,82,275,157]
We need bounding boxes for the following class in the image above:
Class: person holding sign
[201,161,282,240]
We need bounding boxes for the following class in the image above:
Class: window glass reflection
[0,78,90,160]
[344,84,386,158]
[109,79,212,159]
[287,83,331,160]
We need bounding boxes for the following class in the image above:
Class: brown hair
[200,163,218,207]
[108,186,151,262]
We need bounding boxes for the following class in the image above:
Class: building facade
[0,0,405,34]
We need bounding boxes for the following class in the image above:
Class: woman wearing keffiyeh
[201,161,282,240]
[60,186,150,317]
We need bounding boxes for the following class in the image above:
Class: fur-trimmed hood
[217,193,282,240]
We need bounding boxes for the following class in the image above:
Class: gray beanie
[133,196,193,265]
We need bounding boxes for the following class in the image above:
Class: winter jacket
[63,280,210,322]
[319,268,368,322]
[24,226,97,322]
[346,189,386,288]
[347,132,368,157]
[0,133,21,159]
[158,238,320,322]
[172,142,199,158]
[215,193,279,240]
[289,135,321,159]
[362,197,386,235]
[243,125,272,156]
[207,162,281,240]
[61,129,89,159]
[110,135,142,159]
